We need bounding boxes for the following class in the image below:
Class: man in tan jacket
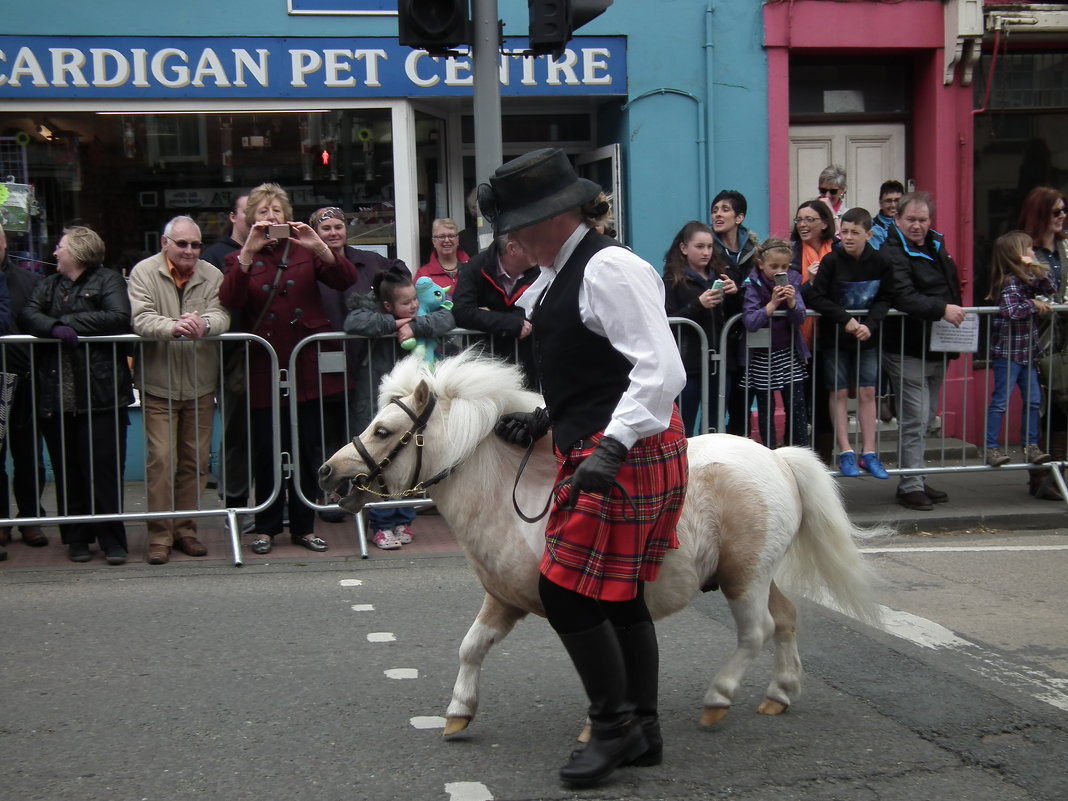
[129,216,230,564]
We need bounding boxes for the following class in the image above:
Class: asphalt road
[2,532,1066,801]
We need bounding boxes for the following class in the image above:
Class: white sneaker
[372,529,402,550]
[392,524,414,544]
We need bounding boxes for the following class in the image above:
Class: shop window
[0,108,400,270]
[460,112,592,146]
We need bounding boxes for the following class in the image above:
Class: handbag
[223,241,290,394]
[1038,347,1068,414]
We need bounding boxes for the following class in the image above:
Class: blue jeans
[368,504,417,530]
[985,358,1042,449]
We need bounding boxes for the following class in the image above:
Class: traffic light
[528,0,613,58]
[398,0,472,55]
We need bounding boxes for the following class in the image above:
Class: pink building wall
[765,0,983,443]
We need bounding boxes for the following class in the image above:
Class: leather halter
[350,394,453,499]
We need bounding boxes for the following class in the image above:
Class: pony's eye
[373,426,391,439]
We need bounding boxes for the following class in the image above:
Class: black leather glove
[495,407,551,448]
[562,435,628,510]
[50,325,79,347]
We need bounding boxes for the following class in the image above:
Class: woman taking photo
[221,183,356,555]
[20,225,134,564]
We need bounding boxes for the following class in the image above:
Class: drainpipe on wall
[621,88,706,221]
[704,1,716,216]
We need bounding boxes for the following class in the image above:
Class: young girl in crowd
[662,220,738,435]
[985,230,1055,468]
[741,237,811,448]
[344,268,455,549]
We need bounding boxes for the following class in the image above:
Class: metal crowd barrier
[0,332,279,566]
[5,308,1065,568]
[715,305,1068,502]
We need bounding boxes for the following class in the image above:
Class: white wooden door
[576,144,624,244]
[787,123,906,228]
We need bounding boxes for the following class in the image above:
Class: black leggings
[539,574,652,634]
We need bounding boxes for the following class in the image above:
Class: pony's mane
[378,351,543,466]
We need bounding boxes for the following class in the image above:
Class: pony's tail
[773,446,887,629]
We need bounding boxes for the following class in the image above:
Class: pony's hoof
[700,706,730,726]
[576,723,592,744]
[756,699,789,716]
[443,716,472,736]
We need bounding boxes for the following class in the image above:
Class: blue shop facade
[0,1,769,273]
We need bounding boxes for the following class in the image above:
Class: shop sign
[0,36,626,98]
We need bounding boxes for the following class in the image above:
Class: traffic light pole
[471,0,502,252]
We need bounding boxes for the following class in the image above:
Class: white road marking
[339,578,363,586]
[444,781,493,801]
[367,632,396,643]
[877,604,1068,712]
[861,544,1068,554]
[384,668,418,679]
[410,715,446,729]
[351,603,375,611]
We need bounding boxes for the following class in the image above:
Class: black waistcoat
[533,229,631,450]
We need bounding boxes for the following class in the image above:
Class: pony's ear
[413,378,432,409]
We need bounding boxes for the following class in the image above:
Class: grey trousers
[883,352,945,494]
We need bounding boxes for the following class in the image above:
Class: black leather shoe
[68,543,91,563]
[292,535,329,552]
[922,484,948,503]
[897,490,933,511]
[559,719,647,787]
[105,548,128,566]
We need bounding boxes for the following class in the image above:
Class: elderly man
[451,234,539,386]
[881,191,965,511]
[0,224,48,559]
[129,216,230,564]
[485,149,688,787]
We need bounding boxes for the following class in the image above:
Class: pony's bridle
[350,394,453,499]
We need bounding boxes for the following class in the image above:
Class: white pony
[319,351,885,736]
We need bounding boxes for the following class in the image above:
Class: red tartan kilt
[541,408,689,601]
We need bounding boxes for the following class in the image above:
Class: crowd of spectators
[0,171,1065,562]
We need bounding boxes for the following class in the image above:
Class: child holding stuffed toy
[344,267,455,549]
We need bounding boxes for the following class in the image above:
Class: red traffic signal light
[528,0,613,58]
[398,0,472,55]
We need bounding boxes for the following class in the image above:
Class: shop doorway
[788,123,906,225]
[576,143,623,242]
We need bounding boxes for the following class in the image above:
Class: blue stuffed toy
[401,276,454,364]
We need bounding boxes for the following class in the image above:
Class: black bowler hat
[478,148,602,236]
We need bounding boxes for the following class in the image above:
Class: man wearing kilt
[482,149,689,787]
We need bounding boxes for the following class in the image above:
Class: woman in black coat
[20,225,134,564]
[662,221,739,435]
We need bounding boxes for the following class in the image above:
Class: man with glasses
[128,216,230,564]
[871,180,905,250]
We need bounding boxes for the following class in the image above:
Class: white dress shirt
[518,224,685,448]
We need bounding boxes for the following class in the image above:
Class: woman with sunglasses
[415,217,470,295]
[1018,186,1068,500]
[220,183,357,555]
[817,164,847,234]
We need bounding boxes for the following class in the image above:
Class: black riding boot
[557,621,647,787]
[616,620,663,766]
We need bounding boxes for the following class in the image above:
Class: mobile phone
[710,279,724,292]
[773,272,789,287]
[267,224,291,239]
